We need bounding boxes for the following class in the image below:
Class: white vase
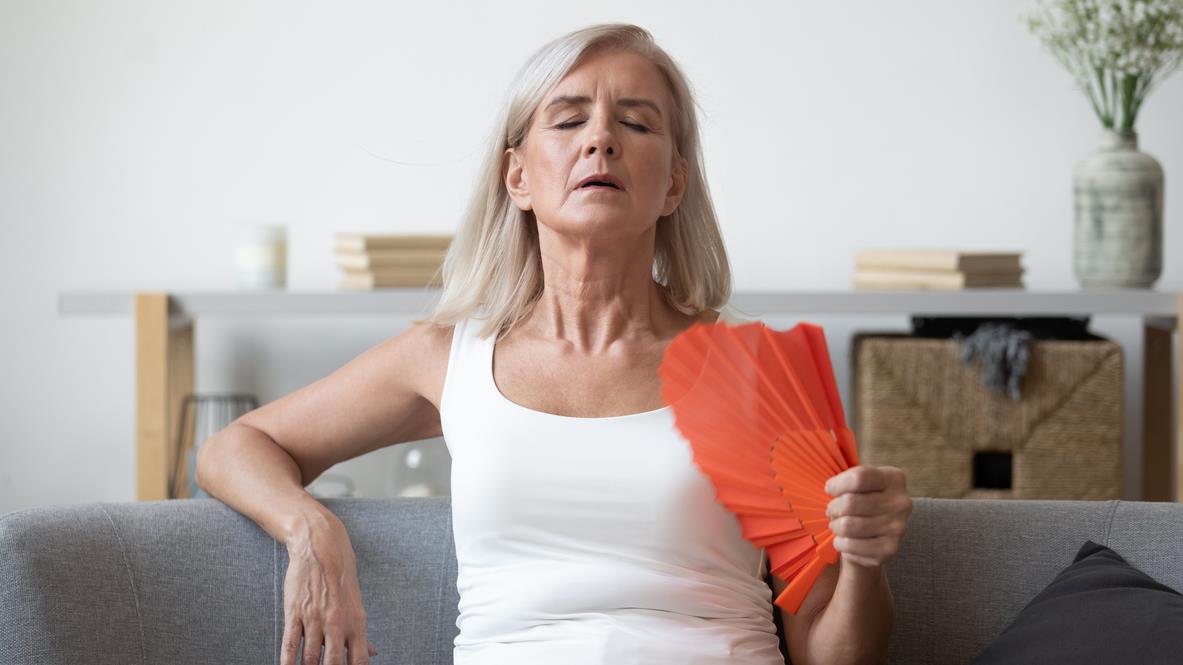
[1072,129,1164,288]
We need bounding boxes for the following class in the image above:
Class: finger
[830,512,902,539]
[347,635,375,665]
[826,491,890,519]
[324,631,346,665]
[301,627,324,665]
[842,552,883,568]
[889,465,909,492]
[834,534,900,562]
[825,465,889,496]
[280,619,303,665]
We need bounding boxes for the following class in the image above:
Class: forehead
[542,50,672,115]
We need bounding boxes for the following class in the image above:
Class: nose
[582,113,617,158]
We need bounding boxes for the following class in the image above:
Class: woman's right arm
[195,420,330,548]
[194,319,452,665]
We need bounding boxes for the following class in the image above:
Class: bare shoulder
[356,317,454,404]
[406,318,455,410]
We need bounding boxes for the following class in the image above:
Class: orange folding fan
[658,320,860,615]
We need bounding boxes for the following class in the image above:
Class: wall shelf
[60,287,1182,318]
[58,288,1182,503]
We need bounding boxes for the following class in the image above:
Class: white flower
[1024,0,1183,129]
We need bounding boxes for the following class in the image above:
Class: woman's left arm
[777,465,913,665]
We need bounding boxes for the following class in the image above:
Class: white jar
[235,223,287,289]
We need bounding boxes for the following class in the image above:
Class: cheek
[529,147,573,205]
[635,157,672,198]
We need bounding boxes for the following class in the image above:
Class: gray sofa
[3,496,1181,664]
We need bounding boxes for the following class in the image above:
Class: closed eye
[554,120,649,133]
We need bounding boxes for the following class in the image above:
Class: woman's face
[504,49,688,242]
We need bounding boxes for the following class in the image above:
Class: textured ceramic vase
[1073,129,1164,288]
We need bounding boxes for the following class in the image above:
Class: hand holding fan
[658,320,860,615]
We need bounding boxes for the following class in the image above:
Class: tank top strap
[440,314,496,457]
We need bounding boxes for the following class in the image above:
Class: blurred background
[1,0,1180,514]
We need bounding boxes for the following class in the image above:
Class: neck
[526,230,679,354]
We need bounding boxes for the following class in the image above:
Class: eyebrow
[543,94,663,116]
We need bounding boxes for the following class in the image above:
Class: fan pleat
[658,319,861,615]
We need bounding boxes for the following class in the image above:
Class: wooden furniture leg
[1144,316,1173,501]
[135,293,194,501]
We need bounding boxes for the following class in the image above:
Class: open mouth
[576,173,625,191]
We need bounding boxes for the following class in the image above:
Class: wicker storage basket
[851,332,1123,500]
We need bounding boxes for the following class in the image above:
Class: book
[339,269,444,289]
[342,265,441,278]
[335,233,453,253]
[855,250,1023,273]
[852,268,1024,290]
[336,247,448,271]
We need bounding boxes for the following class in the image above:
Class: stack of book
[852,250,1025,290]
[336,233,452,289]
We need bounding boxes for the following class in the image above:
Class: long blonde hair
[418,23,731,341]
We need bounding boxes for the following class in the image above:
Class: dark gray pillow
[973,540,1183,664]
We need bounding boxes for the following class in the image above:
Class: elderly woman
[197,22,911,665]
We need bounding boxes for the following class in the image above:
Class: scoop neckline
[486,308,729,422]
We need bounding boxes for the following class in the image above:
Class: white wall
[2,0,1180,513]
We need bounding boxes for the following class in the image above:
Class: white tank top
[439,304,784,665]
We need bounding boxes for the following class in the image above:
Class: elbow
[193,432,221,493]
[193,441,210,492]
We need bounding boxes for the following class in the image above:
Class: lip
[576,173,626,191]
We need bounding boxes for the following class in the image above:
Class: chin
[545,215,655,239]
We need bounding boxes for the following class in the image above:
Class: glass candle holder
[235,223,287,289]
